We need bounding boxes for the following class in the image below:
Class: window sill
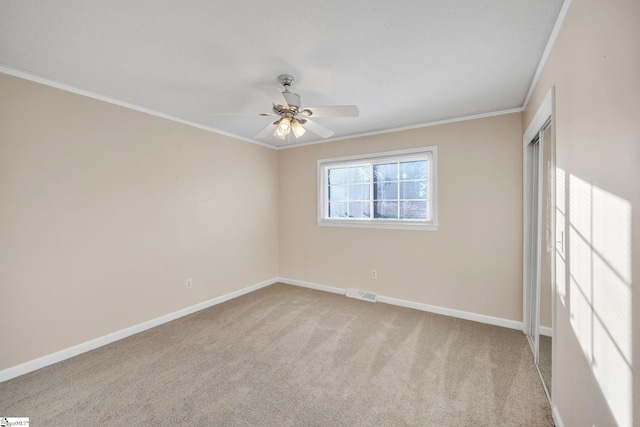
[317,219,438,231]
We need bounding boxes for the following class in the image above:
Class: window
[317,147,438,230]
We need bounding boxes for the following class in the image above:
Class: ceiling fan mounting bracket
[278,74,295,88]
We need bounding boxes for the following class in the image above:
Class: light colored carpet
[0,283,553,426]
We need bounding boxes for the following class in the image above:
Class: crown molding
[0,65,277,150]
[277,107,524,150]
[521,0,573,111]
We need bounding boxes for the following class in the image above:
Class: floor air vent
[345,288,377,303]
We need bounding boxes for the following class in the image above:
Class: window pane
[400,160,427,180]
[374,182,398,200]
[328,168,348,185]
[348,202,370,218]
[400,181,427,199]
[374,201,398,219]
[350,184,370,200]
[400,201,427,219]
[328,185,348,201]
[373,163,398,182]
[348,166,370,184]
[327,202,348,218]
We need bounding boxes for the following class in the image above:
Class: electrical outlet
[371,269,377,279]
[185,279,192,290]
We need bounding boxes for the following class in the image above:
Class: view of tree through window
[373,160,427,219]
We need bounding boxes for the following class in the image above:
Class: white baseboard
[276,277,346,295]
[0,277,278,383]
[539,326,552,337]
[377,295,523,330]
[277,277,523,331]
[552,404,565,427]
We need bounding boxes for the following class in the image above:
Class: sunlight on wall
[568,174,632,427]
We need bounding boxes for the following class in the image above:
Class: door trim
[522,87,556,402]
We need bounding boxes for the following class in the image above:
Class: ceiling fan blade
[259,83,289,109]
[254,121,277,139]
[210,112,277,116]
[300,105,359,117]
[301,118,335,138]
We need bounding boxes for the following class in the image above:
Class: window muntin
[318,147,437,230]
[327,164,371,218]
[373,160,428,220]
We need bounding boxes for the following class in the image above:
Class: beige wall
[523,0,639,425]
[0,73,279,370]
[279,113,524,321]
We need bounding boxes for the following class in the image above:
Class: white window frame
[317,146,438,231]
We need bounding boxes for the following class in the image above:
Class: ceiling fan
[233,74,359,141]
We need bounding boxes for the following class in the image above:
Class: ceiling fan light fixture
[274,125,287,139]
[274,116,295,139]
[278,116,292,130]
[291,120,306,138]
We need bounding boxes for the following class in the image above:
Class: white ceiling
[0,0,564,148]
